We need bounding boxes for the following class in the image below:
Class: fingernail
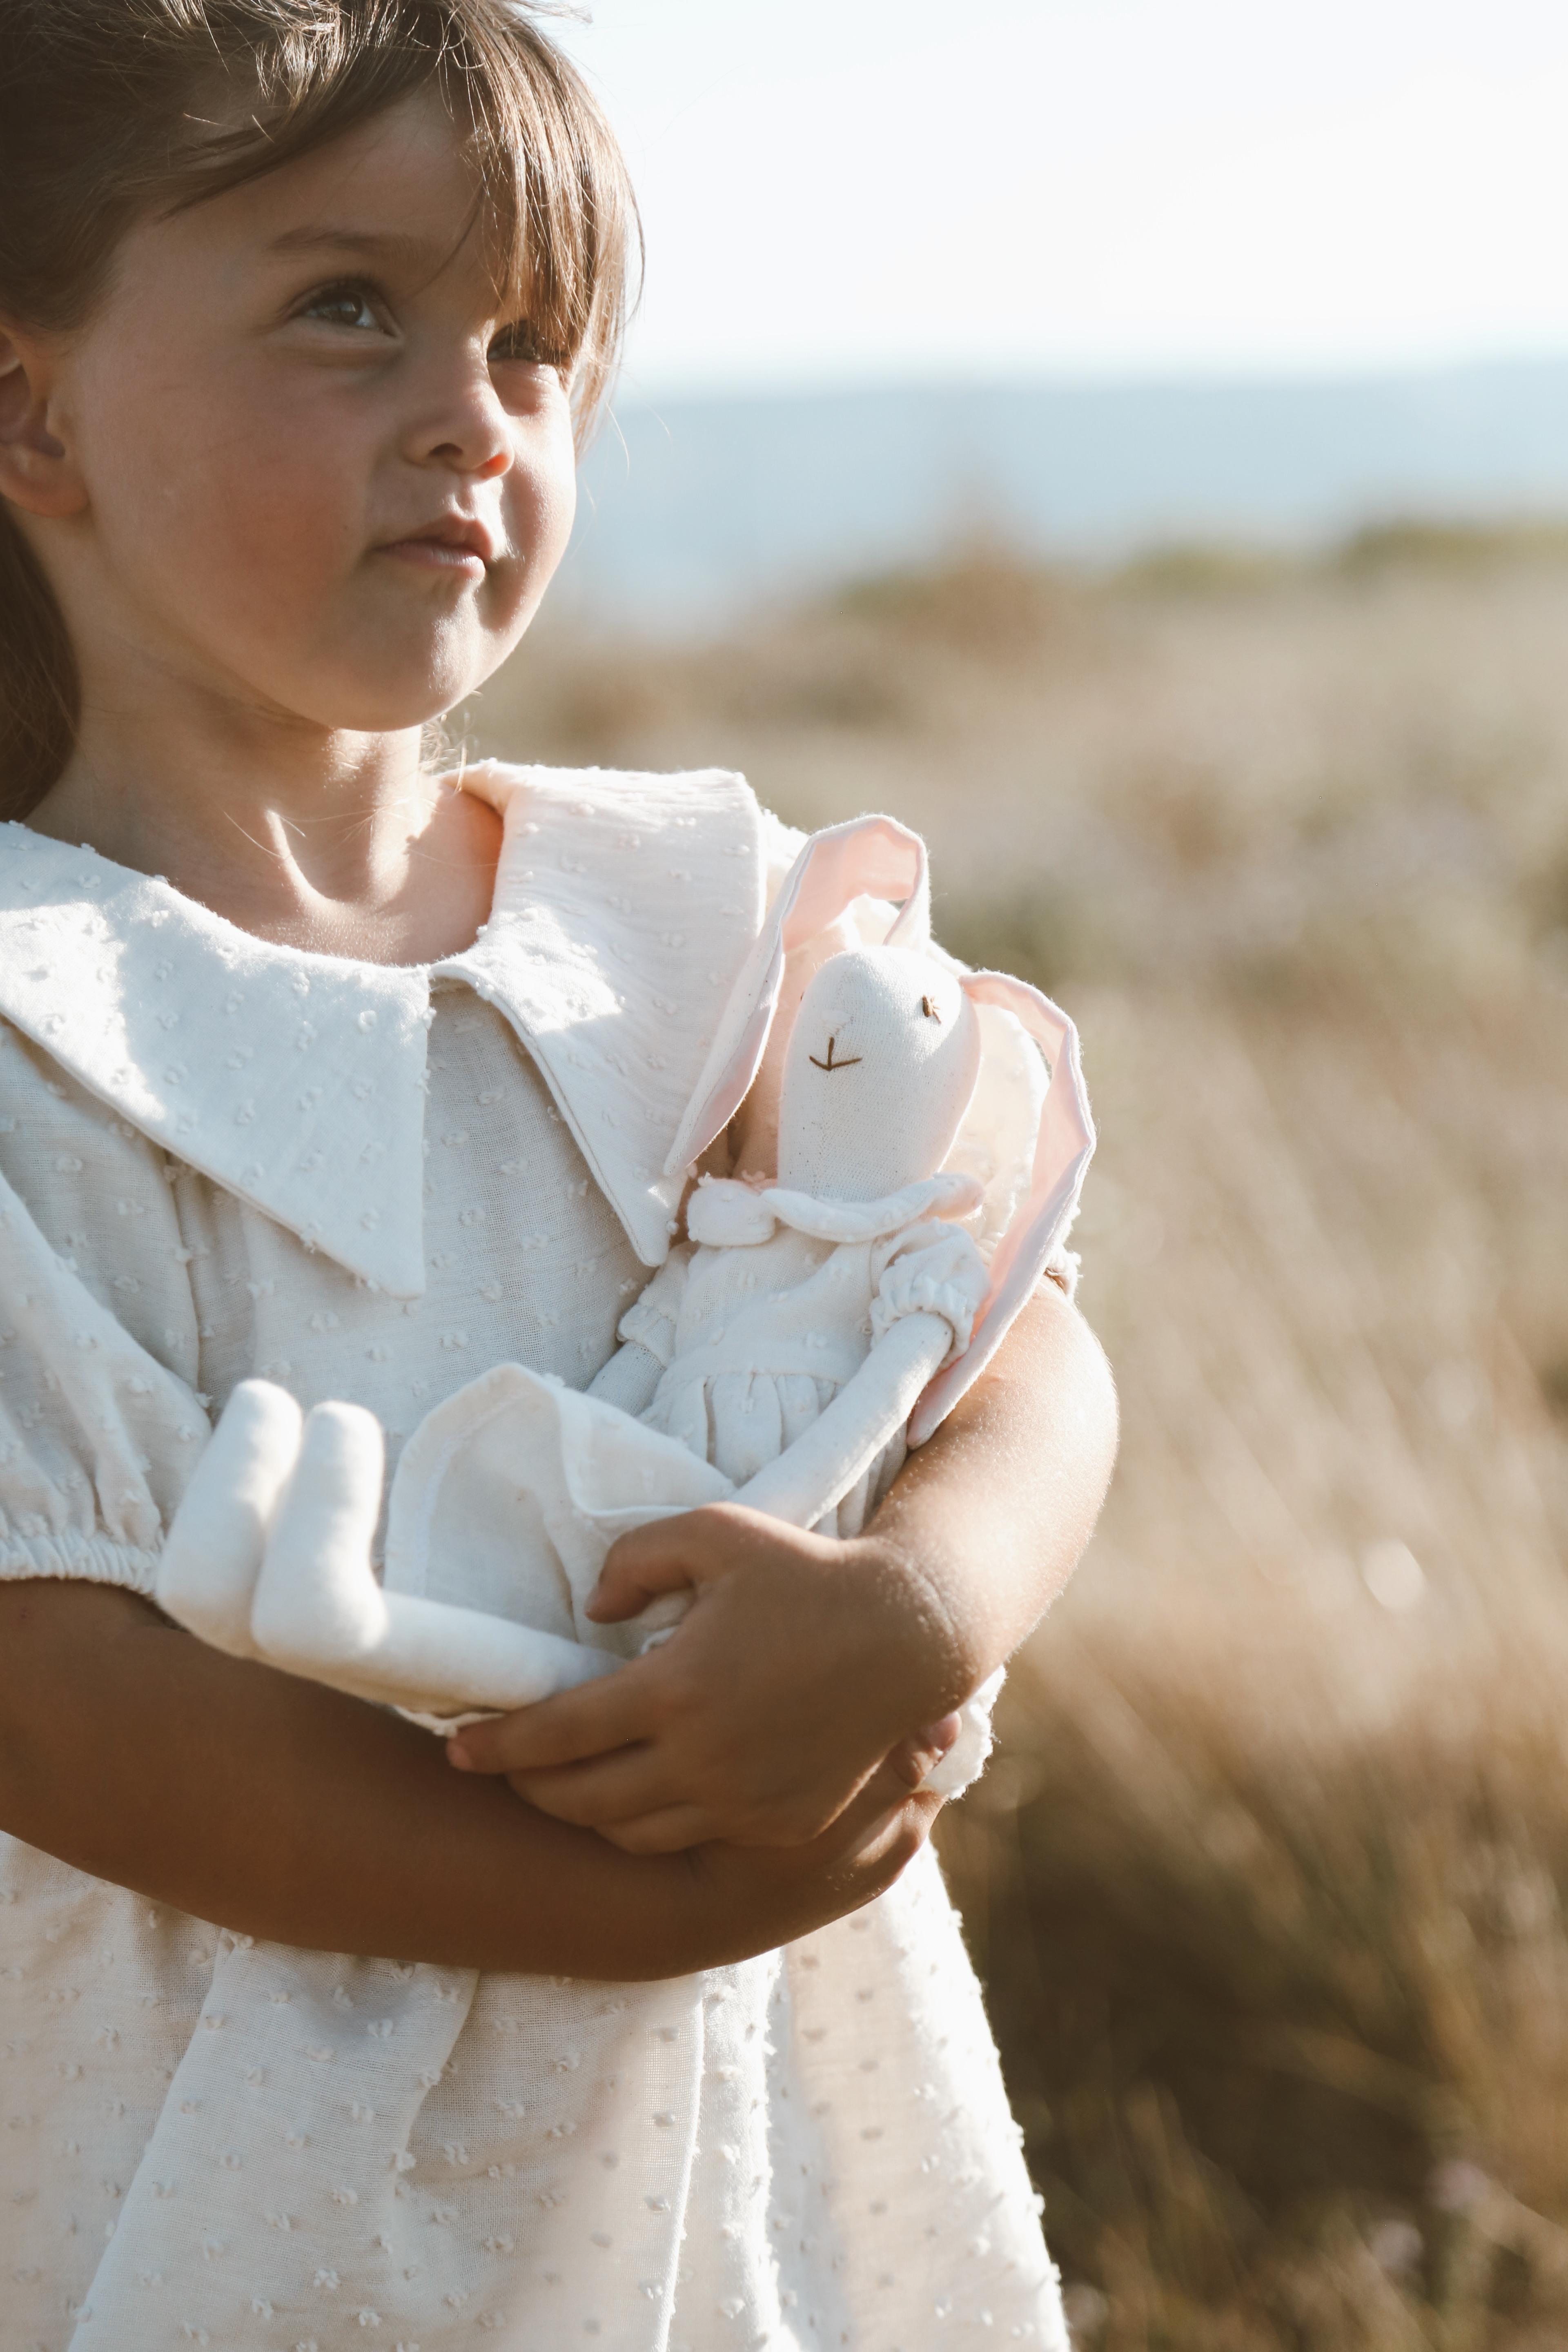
[447,1740,473,1771]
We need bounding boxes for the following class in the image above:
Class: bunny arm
[587,1244,690,1415]
[585,1336,666,1417]
[731,1305,1011,1802]
[732,1310,954,1530]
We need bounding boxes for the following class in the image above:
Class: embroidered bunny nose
[808,1031,862,1073]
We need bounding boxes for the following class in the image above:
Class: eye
[301,281,385,334]
[921,995,942,1021]
[488,316,560,367]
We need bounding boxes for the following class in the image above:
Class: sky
[548,0,1568,396]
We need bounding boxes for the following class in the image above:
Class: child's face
[42,88,578,734]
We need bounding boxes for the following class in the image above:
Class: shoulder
[462,760,770,866]
[464,757,780,947]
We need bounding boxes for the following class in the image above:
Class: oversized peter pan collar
[0,763,766,1297]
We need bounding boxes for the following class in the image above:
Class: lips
[379,512,499,569]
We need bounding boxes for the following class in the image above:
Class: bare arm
[452,1286,1119,1849]
[0,1581,940,1977]
[862,1282,1120,1694]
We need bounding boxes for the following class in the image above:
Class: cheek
[80,350,360,635]
[500,410,579,610]
[147,385,350,579]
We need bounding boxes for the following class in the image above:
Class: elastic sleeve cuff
[617,1294,679,1369]
[870,1272,984,1358]
[0,1533,160,1595]
[871,1226,991,1358]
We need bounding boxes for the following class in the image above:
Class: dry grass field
[457,528,1568,2348]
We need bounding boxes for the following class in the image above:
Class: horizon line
[609,347,1568,410]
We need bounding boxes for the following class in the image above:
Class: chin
[282,686,452,733]
[287,653,494,735]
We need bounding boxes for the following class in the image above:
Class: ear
[906,968,1096,1444]
[0,322,84,519]
[666,814,930,1174]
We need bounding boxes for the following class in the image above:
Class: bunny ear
[665,814,930,1175]
[907,969,1097,1445]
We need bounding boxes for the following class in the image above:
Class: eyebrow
[267,226,434,262]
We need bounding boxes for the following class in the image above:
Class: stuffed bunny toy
[155,818,1094,1795]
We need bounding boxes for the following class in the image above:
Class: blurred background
[468,6,1568,2342]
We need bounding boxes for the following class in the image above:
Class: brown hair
[0,0,638,815]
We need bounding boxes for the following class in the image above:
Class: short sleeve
[870,1221,991,1359]
[0,1165,208,1592]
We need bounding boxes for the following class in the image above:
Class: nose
[404,341,514,481]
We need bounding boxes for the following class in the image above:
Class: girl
[0,4,1117,2347]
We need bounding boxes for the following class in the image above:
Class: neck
[26,690,502,967]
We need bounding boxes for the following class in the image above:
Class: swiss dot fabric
[0,771,1068,2351]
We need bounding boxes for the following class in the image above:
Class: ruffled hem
[0,1532,160,1594]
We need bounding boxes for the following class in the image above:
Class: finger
[605,1795,851,1854]
[505,1746,680,1830]
[886,1712,962,1791]
[844,1785,943,1883]
[826,1755,941,1857]
[595,1804,713,1855]
[448,1665,659,1775]
[586,1507,739,1622]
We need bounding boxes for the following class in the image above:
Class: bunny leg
[249,1402,617,1716]
[155,1378,304,1659]
[734,1310,953,1531]
[248,1400,385,1679]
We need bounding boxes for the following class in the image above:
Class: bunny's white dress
[622,1173,992,1525]
[0,767,1069,2352]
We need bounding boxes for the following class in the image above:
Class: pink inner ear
[666,816,929,1175]
[779,820,930,955]
[906,969,1097,1446]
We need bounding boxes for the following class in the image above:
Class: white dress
[0,766,1069,2352]
[623,1176,991,1526]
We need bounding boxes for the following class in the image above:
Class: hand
[446,1501,966,1852]
[679,1753,946,1964]
[0,1581,935,1981]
